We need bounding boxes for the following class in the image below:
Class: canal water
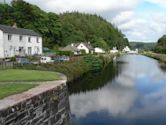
[68,55,166,125]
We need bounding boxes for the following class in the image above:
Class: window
[8,34,12,41]
[10,46,13,50]
[36,37,39,43]
[19,36,23,41]
[28,37,31,42]
[28,47,32,55]
[19,47,24,53]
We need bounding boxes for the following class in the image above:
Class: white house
[94,47,105,54]
[110,47,118,53]
[123,46,130,53]
[0,24,42,58]
[62,42,93,55]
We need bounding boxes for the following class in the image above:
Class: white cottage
[0,25,42,58]
[62,42,94,55]
[94,47,105,54]
[110,47,118,53]
[123,46,130,53]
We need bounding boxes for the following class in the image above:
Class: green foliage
[130,42,156,51]
[15,55,114,82]
[68,62,118,94]
[0,1,128,49]
[93,37,108,49]
[0,0,61,48]
[60,12,128,49]
[80,50,86,55]
[143,52,166,63]
[54,50,74,56]
[17,60,90,81]
[154,35,166,54]
[83,55,103,71]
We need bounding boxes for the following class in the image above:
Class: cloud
[24,0,139,13]
[111,11,135,26]
[69,82,137,118]
[2,0,166,42]
[146,0,166,7]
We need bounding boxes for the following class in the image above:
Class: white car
[40,56,54,63]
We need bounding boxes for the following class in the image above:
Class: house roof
[62,45,79,52]
[83,42,94,50]
[62,42,94,52]
[74,42,94,50]
[0,25,41,37]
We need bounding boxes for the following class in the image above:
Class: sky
[2,0,166,42]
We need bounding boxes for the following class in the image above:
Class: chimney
[12,23,17,28]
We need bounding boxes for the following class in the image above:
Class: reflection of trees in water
[159,63,166,72]
[67,62,121,95]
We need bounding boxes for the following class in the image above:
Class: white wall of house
[94,47,105,54]
[0,32,42,58]
[110,47,118,53]
[77,43,90,54]
[25,36,42,55]
[0,30,4,58]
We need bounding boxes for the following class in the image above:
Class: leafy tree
[0,1,129,49]
[154,35,166,53]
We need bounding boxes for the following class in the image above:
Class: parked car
[40,56,54,63]
[16,57,31,65]
[53,56,70,62]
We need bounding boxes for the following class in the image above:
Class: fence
[0,62,14,70]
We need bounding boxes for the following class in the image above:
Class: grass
[143,52,166,63]
[0,69,61,82]
[0,83,37,99]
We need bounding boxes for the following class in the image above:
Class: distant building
[123,46,130,53]
[62,42,94,55]
[110,47,118,53]
[0,24,42,58]
[62,44,80,55]
[94,47,105,54]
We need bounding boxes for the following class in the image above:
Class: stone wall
[0,80,71,125]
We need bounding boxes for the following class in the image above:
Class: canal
[68,55,166,125]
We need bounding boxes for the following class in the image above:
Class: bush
[54,51,74,56]
[83,55,103,71]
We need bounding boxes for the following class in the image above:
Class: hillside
[0,0,129,49]
[154,35,166,53]
[130,42,156,51]
[59,12,129,49]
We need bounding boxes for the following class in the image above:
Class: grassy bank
[0,69,61,82]
[143,52,166,63]
[15,54,115,82]
[0,83,37,99]
[0,69,62,99]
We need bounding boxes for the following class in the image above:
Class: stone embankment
[0,76,71,125]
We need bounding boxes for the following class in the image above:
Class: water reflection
[69,55,166,125]
[67,62,119,94]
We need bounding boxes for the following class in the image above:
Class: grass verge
[143,52,166,63]
[0,69,61,82]
[0,83,37,99]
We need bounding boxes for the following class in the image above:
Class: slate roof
[0,25,41,37]
[82,42,94,50]
[62,45,80,52]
